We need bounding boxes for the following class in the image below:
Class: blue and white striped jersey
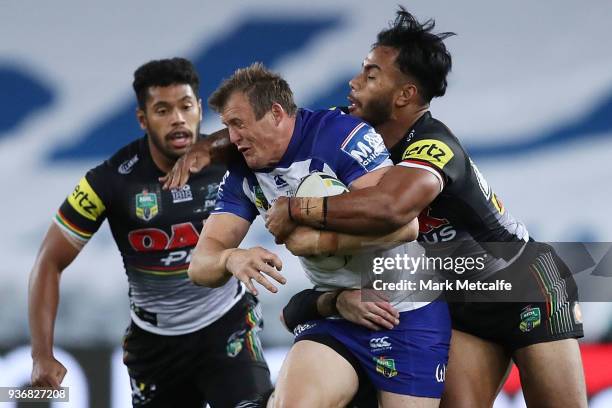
[213,108,428,310]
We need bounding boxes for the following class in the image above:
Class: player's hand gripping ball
[295,172,351,270]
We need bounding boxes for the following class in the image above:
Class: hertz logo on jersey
[67,177,106,221]
[402,139,454,169]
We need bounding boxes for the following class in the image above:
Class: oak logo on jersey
[128,222,199,252]
[373,356,397,378]
[341,124,388,170]
[68,177,106,221]
[128,222,200,266]
[135,190,159,221]
[402,139,454,169]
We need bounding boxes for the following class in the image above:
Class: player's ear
[136,107,147,131]
[396,83,417,108]
[270,103,284,126]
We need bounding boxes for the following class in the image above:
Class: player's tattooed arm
[288,166,441,235]
[283,220,418,257]
[160,127,236,189]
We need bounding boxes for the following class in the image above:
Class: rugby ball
[295,172,351,270]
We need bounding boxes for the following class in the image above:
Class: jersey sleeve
[54,163,112,246]
[396,133,463,191]
[318,113,392,186]
[211,164,258,223]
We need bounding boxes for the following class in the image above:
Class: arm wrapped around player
[284,218,418,257]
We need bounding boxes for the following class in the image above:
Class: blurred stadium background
[1,0,612,406]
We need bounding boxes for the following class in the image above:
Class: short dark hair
[208,62,297,120]
[375,7,455,102]
[132,57,200,109]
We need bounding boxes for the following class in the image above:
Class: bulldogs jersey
[55,136,244,335]
[213,108,429,311]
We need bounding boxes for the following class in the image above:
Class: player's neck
[148,140,175,174]
[267,115,296,166]
[378,107,428,149]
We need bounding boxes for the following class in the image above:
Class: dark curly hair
[375,7,456,102]
[132,57,200,109]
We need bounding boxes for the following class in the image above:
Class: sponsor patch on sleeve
[67,177,106,221]
[402,139,454,169]
[341,123,389,171]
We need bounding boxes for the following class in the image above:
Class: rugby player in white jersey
[187,63,451,408]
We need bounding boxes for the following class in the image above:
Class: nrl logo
[135,189,159,221]
[373,356,397,378]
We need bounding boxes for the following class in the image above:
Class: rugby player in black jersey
[265,9,587,408]
[28,58,272,407]
[164,8,587,408]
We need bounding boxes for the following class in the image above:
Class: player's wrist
[317,290,342,316]
[289,197,326,228]
[224,248,244,275]
[316,231,338,256]
[31,348,55,361]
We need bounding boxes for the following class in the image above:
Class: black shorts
[122,293,272,407]
[449,243,584,353]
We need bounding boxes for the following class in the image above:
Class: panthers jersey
[54,136,244,335]
[213,108,429,311]
[390,111,530,279]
